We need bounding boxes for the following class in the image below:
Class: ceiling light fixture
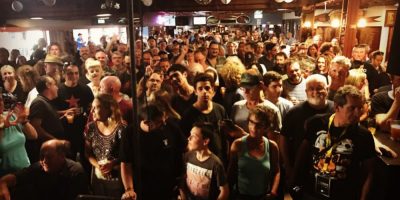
[30,17,43,20]
[221,0,231,4]
[96,13,112,17]
[101,0,120,10]
[357,18,367,28]
[11,0,23,12]
[195,0,213,5]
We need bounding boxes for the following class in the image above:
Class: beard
[307,97,326,107]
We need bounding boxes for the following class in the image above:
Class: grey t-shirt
[231,99,282,133]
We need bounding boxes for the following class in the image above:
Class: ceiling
[0,0,397,22]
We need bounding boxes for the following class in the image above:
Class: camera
[315,173,333,198]
[2,92,18,111]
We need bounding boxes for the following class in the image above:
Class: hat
[240,72,261,88]
[44,54,63,66]
[85,58,101,69]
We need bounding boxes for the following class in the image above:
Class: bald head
[41,139,70,156]
[40,139,69,173]
[306,74,328,89]
[100,76,121,95]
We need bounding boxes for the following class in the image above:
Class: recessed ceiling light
[30,17,43,20]
[277,9,290,11]
[96,13,112,17]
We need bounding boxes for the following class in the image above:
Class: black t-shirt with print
[52,83,94,156]
[281,101,334,165]
[303,114,376,200]
[182,151,227,200]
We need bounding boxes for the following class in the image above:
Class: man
[147,36,157,49]
[327,56,351,100]
[180,73,227,162]
[167,64,196,116]
[283,59,307,105]
[76,33,85,50]
[52,64,94,160]
[120,104,186,200]
[280,74,334,192]
[225,41,237,57]
[25,54,64,108]
[0,139,88,200]
[259,42,278,71]
[28,76,64,162]
[231,70,282,136]
[0,48,10,68]
[99,76,133,122]
[351,45,380,96]
[293,85,376,200]
[272,52,288,75]
[206,41,226,71]
[95,50,112,76]
[363,50,391,95]
[75,46,91,73]
[263,71,293,119]
[286,32,296,46]
[110,51,125,74]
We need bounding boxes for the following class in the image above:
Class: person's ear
[203,138,210,146]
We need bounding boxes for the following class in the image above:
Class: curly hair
[219,56,246,89]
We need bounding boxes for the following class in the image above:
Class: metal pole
[126,0,141,199]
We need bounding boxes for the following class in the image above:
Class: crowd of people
[0,27,398,200]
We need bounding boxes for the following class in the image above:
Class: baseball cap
[240,72,261,88]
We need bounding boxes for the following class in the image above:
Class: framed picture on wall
[385,10,397,27]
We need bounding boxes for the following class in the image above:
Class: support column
[343,0,361,57]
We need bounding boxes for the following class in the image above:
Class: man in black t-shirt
[52,64,94,159]
[0,139,88,200]
[281,74,334,189]
[167,64,196,117]
[293,85,376,200]
[180,73,227,163]
[120,104,186,200]
[29,76,64,162]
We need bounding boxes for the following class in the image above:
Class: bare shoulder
[231,137,244,153]
[268,139,279,151]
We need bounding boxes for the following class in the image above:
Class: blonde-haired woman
[345,68,370,122]
[219,56,246,115]
[1,65,26,108]
[85,93,126,197]
[85,58,104,96]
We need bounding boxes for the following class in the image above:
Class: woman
[85,93,126,197]
[219,56,246,116]
[1,65,26,109]
[16,65,40,99]
[0,98,37,176]
[313,54,331,85]
[180,122,229,200]
[345,69,370,123]
[228,105,280,200]
[85,58,104,96]
[307,43,319,60]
